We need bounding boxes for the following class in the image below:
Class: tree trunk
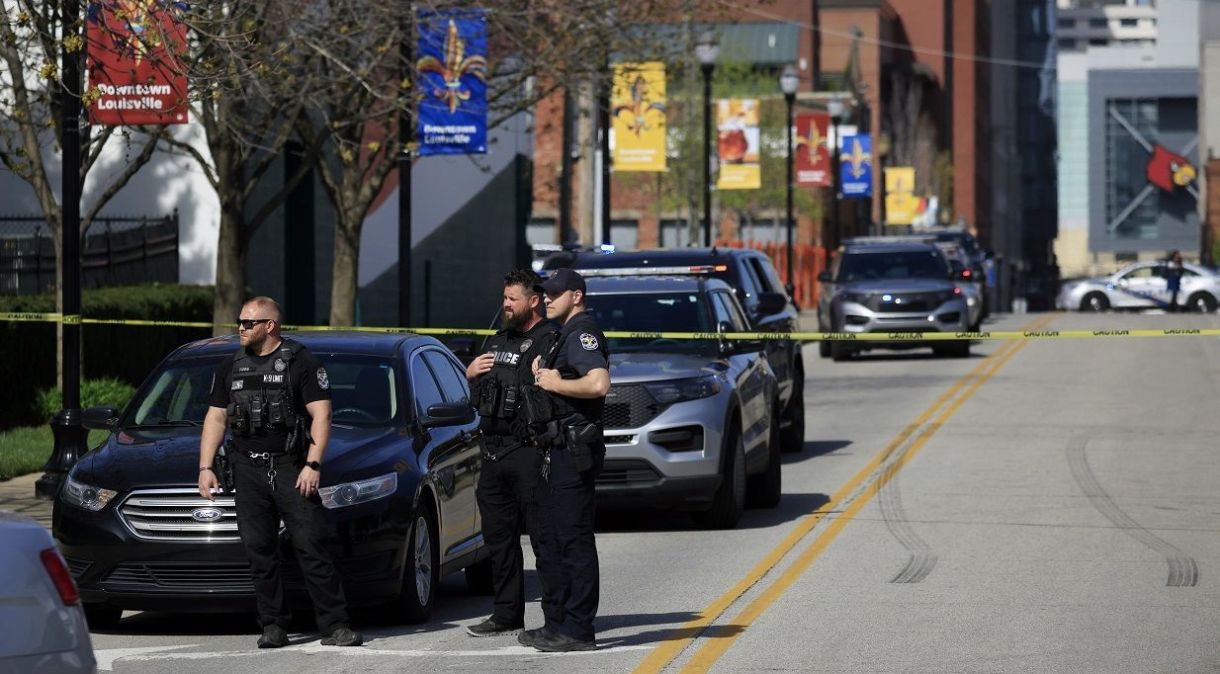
[329,215,360,327]
[212,203,246,336]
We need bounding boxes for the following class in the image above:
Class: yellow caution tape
[1,312,1215,341]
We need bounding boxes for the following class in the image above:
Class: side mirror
[718,320,762,354]
[817,271,833,283]
[423,401,476,428]
[82,406,120,430]
[757,291,787,316]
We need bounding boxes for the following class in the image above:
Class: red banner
[794,112,831,187]
[86,1,189,125]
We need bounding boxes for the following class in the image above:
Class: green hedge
[0,283,215,429]
[31,378,136,423]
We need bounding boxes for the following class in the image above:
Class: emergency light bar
[576,264,729,277]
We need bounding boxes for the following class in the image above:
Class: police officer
[197,296,362,649]
[464,270,557,637]
[518,268,610,652]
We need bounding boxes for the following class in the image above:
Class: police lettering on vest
[474,321,557,450]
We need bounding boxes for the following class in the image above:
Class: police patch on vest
[231,379,244,391]
[520,338,533,353]
[317,367,330,389]
[263,374,284,384]
[274,358,286,372]
[579,333,599,351]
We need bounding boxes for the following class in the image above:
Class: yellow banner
[884,166,918,226]
[611,62,667,172]
[716,98,761,190]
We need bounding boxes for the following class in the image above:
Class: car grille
[104,562,255,591]
[596,459,662,487]
[603,384,668,430]
[118,488,240,543]
[862,291,943,313]
[63,556,91,580]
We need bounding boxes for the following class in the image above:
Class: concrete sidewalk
[0,473,54,528]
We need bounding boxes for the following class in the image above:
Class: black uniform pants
[475,438,540,626]
[232,453,349,633]
[532,443,604,641]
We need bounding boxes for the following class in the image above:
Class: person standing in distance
[197,296,362,649]
[519,268,610,652]
[464,270,558,637]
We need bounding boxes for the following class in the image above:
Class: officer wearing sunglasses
[197,296,362,649]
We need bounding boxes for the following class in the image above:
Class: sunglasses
[236,318,272,330]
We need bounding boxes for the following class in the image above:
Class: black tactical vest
[227,339,303,449]
[475,322,556,439]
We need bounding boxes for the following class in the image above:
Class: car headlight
[319,473,398,510]
[61,475,118,511]
[843,291,871,305]
[644,376,722,404]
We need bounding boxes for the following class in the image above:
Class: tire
[778,379,805,453]
[464,558,495,595]
[83,604,123,630]
[389,507,439,624]
[1080,292,1109,312]
[819,339,831,358]
[830,342,852,362]
[693,423,746,529]
[934,341,970,358]
[747,412,782,509]
[1187,292,1217,313]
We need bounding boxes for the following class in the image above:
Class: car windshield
[837,250,950,282]
[585,292,717,354]
[122,353,400,430]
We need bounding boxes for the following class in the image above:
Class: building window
[1059,38,1077,49]
[1089,38,1108,46]
[609,219,638,250]
[1089,18,1108,28]
[527,218,557,246]
[660,218,695,248]
[737,218,785,243]
[1057,18,1075,28]
[1119,18,1138,28]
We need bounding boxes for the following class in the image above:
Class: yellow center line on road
[675,315,1054,673]
[630,315,1055,674]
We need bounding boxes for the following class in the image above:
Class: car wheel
[934,341,970,358]
[693,423,746,529]
[1080,292,1109,312]
[747,411,782,509]
[390,508,439,623]
[778,380,805,453]
[1187,292,1217,313]
[830,342,852,362]
[464,558,495,595]
[83,603,123,630]
[819,339,831,358]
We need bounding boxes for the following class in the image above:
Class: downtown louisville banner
[716,98,760,190]
[611,62,667,172]
[840,133,873,198]
[416,9,488,156]
[794,112,831,187]
[85,0,189,125]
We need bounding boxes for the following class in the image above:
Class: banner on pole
[794,112,831,187]
[840,133,873,198]
[417,9,487,156]
[611,62,666,172]
[884,167,918,225]
[85,0,189,125]
[716,99,760,190]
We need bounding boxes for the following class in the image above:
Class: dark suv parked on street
[543,247,806,454]
[54,332,488,628]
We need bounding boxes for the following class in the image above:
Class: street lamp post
[779,64,799,290]
[827,96,844,250]
[696,30,718,247]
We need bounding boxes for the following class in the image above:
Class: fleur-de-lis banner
[416,9,487,156]
[611,62,667,172]
[85,0,190,125]
[794,112,831,187]
[839,133,873,198]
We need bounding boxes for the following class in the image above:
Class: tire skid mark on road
[631,315,1054,674]
[1066,435,1199,587]
[879,457,938,584]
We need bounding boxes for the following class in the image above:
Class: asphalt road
[91,310,1220,673]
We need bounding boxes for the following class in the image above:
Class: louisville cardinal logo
[1146,145,1196,193]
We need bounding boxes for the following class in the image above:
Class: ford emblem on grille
[191,507,224,522]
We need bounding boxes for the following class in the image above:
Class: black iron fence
[0,212,179,295]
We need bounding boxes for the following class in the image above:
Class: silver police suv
[581,273,781,529]
[817,240,972,360]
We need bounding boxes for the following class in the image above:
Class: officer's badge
[317,367,330,390]
[520,338,533,353]
[274,358,286,372]
[579,333,599,351]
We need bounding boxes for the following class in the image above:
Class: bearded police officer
[518,268,610,652]
[197,296,362,649]
[464,270,558,637]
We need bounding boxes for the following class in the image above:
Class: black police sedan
[53,332,488,628]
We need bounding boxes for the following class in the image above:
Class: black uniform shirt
[550,312,609,424]
[209,343,331,455]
